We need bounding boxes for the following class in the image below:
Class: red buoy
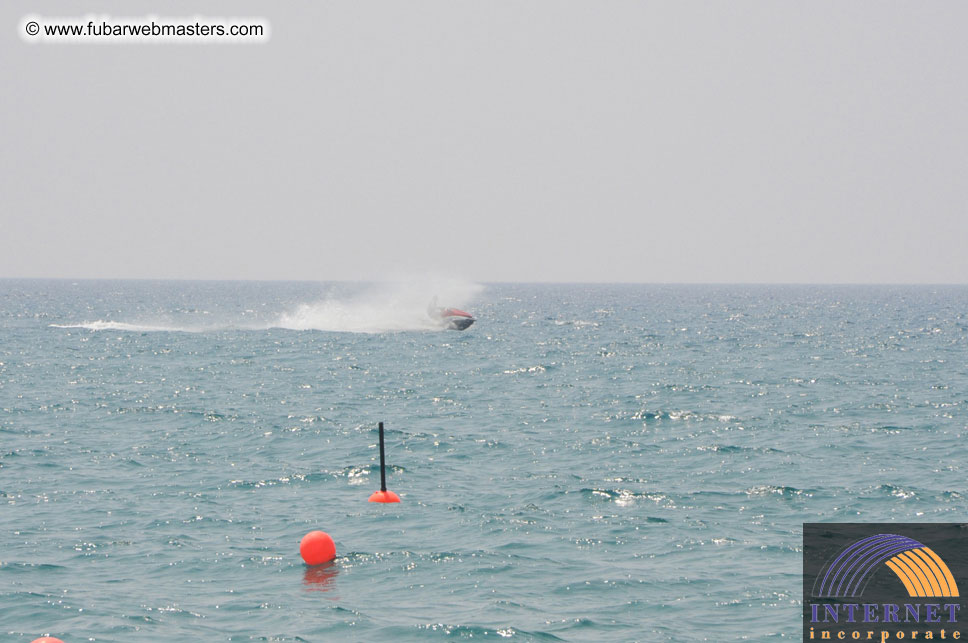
[368,489,400,503]
[32,638,65,643]
[299,530,336,565]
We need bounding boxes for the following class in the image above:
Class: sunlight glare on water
[2,281,967,641]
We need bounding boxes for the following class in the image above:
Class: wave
[49,320,201,333]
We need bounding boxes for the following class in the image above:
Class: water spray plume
[51,278,484,334]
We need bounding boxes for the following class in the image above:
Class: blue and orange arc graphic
[813,533,960,598]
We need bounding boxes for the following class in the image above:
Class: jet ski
[428,297,476,331]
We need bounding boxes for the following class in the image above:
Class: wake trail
[49,279,484,335]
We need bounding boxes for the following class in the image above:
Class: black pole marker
[378,421,387,492]
[368,421,400,503]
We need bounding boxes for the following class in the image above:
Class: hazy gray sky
[3,1,966,283]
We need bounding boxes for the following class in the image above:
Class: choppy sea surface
[2,280,967,642]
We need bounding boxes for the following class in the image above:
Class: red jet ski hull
[429,304,476,331]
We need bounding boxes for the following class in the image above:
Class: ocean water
[2,280,967,642]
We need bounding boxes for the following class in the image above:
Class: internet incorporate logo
[814,533,960,599]
[803,524,966,641]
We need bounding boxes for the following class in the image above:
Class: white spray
[50,278,484,334]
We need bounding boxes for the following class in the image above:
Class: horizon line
[1,277,967,287]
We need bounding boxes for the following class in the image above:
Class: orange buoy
[368,489,400,503]
[32,638,65,643]
[369,421,401,503]
[299,530,336,565]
